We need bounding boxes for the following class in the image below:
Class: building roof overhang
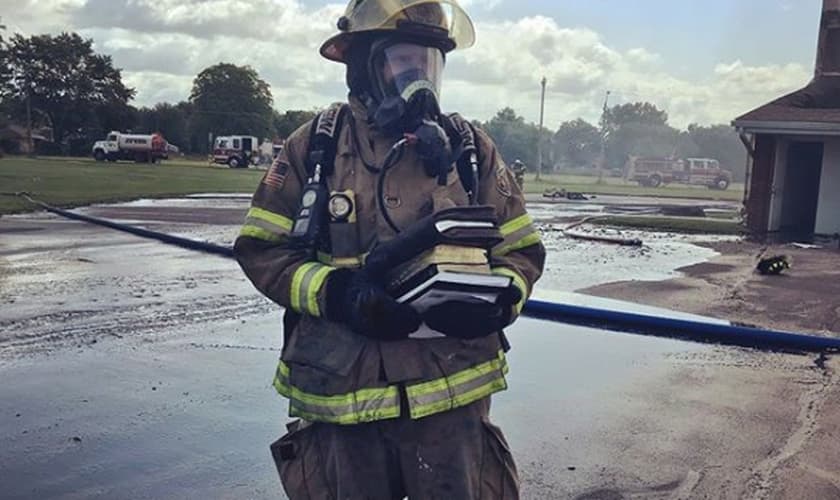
[733,119,840,136]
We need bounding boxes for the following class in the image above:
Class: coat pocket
[480,417,520,500]
[282,316,366,377]
[270,420,334,500]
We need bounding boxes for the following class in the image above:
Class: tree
[605,122,680,169]
[188,63,273,154]
[273,109,318,139]
[96,103,137,136]
[601,102,675,169]
[686,124,748,181]
[481,107,540,168]
[553,118,601,168]
[136,102,192,152]
[604,102,669,131]
[0,33,135,147]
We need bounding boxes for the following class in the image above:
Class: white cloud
[445,15,810,128]
[460,0,504,9]
[1,0,86,34]
[0,1,813,128]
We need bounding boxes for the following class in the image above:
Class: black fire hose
[4,192,840,354]
[5,192,233,258]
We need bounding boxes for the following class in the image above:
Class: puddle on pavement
[538,229,726,291]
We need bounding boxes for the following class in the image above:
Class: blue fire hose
[523,300,840,353]
[5,192,839,354]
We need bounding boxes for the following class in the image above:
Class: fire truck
[92,132,170,163]
[212,136,259,168]
[626,157,733,190]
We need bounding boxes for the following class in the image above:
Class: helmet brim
[320,30,457,64]
[320,32,353,63]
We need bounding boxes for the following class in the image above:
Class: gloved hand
[422,286,523,340]
[325,269,422,341]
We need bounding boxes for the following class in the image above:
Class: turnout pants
[271,398,519,500]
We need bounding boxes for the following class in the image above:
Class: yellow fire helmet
[321,0,476,63]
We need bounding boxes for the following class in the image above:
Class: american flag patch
[263,158,289,189]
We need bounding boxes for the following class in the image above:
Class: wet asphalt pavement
[1,198,835,499]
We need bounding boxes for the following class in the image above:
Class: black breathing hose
[376,139,409,234]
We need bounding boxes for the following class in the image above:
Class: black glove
[325,269,422,341]
[422,286,523,340]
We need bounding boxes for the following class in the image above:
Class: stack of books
[387,242,512,323]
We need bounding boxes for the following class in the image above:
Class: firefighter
[234,1,545,498]
[512,159,527,190]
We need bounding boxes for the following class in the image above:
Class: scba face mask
[369,40,445,134]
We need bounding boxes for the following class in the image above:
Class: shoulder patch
[495,161,512,198]
[263,156,290,190]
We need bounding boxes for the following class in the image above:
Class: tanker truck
[92,131,170,163]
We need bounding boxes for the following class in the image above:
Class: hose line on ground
[4,192,839,355]
[524,300,840,354]
[2,192,233,258]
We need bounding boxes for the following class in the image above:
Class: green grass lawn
[524,173,745,202]
[0,156,743,216]
[0,156,264,214]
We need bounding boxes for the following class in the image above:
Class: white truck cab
[93,131,169,163]
[212,135,259,168]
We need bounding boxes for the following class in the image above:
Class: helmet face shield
[321,0,475,63]
[372,43,444,102]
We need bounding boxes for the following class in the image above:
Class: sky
[0,0,825,129]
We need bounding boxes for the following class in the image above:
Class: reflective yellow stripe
[406,351,509,420]
[274,352,510,423]
[410,378,508,420]
[494,232,542,257]
[492,267,529,314]
[275,363,396,406]
[317,251,365,269]
[306,266,333,317]
[273,362,401,425]
[239,225,282,242]
[240,208,293,242]
[290,262,334,317]
[246,207,293,231]
[407,351,506,400]
[500,214,533,236]
[290,262,319,313]
[495,214,541,256]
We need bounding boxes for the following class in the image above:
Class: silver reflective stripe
[243,217,290,238]
[406,352,510,420]
[494,214,541,256]
[289,394,400,423]
[242,207,293,239]
[408,366,505,409]
[290,262,333,317]
[296,264,322,313]
[273,362,401,425]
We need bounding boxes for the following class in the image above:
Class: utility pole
[536,76,547,182]
[597,90,611,184]
[26,90,34,157]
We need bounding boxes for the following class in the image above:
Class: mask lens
[377,43,444,101]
